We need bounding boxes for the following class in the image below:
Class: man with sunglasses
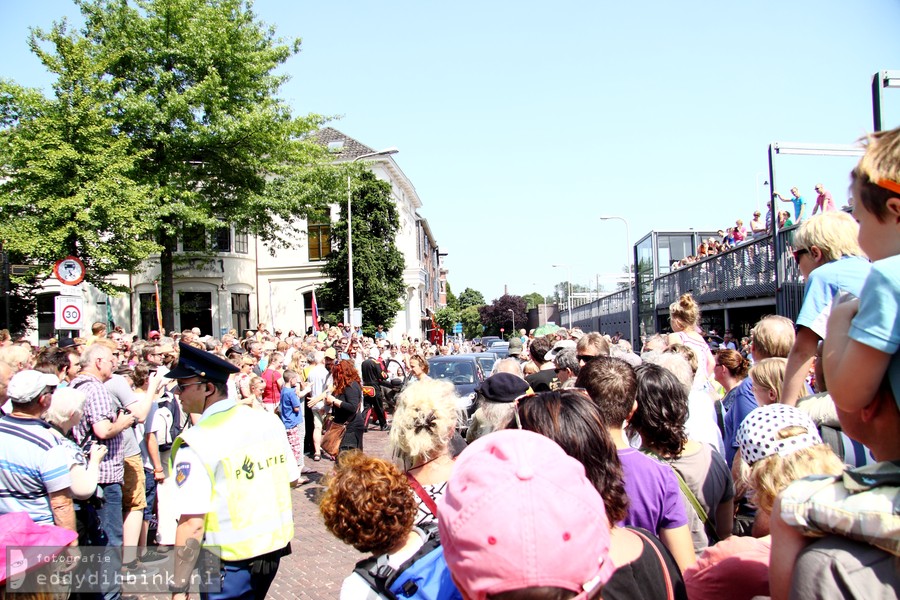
[167,342,299,599]
[575,332,611,366]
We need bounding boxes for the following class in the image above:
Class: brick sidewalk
[267,426,393,599]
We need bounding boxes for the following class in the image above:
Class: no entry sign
[55,296,84,331]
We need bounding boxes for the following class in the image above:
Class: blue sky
[2,0,899,302]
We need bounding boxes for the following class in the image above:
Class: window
[231,293,250,336]
[36,293,57,340]
[179,292,212,335]
[140,293,158,338]
[308,221,331,261]
[182,224,206,252]
[234,231,248,254]
[214,226,231,252]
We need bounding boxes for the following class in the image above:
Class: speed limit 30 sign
[55,296,84,331]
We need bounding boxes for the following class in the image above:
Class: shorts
[122,454,147,512]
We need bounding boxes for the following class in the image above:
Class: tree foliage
[433,306,457,334]
[460,305,483,340]
[478,294,526,337]
[458,287,485,309]
[317,170,404,334]
[522,292,544,310]
[1,0,340,330]
[444,282,459,311]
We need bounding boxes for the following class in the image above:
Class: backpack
[353,525,461,600]
[155,390,185,452]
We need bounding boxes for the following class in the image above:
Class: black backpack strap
[819,425,845,462]
[353,555,396,599]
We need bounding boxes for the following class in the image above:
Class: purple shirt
[618,448,688,534]
[70,374,124,484]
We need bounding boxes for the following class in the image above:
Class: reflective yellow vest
[171,404,294,561]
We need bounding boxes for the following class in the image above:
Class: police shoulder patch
[175,462,191,487]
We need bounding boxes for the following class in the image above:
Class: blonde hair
[856,127,900,189]
[390,379,460,468]
[0,344,33,371]
[669,293,700,330]
[45,387,86,428]
[792,212,863,262]
[749,358,788,404]
[750,315,795,359]
[741,435,843,514]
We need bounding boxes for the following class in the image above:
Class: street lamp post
[508,308,515,339]
[599,216,633,349]
[347,147,399,328]
[551,264,572,329]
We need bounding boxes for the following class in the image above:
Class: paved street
[267,426,393,599]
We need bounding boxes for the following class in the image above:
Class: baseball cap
[507,337,524,356]
[737,404,822,465]
[544,340,576,362]
[0,512,78,583]
[438,429,614,599]
[324,347,337,360]
[7,370,60,404]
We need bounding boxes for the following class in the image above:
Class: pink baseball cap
[438,429,614,599]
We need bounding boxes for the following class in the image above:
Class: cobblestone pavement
[267,425,393,599]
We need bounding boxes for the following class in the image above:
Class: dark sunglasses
[792,248,808,263]
[576,354,600,363]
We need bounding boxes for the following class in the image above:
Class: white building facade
[20,128,445,344]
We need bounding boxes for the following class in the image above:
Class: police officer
[166,342,299,600]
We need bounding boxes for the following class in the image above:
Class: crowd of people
[670,183,841,271]
[0,128,897,599]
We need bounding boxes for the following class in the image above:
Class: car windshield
[429,360,476,384]
[476,356,496,373]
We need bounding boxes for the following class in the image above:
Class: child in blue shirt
[280,370,310,484]
[824,127,900,412]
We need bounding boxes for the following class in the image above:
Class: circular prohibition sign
[53,255,86,286]
[61,304,82,326]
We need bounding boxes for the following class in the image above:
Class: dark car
[426,355,485,416]
[487,342,509,359]
[476,336,501,350]
[466,351,501,376]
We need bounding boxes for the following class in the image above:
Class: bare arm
[172,515,205,600]
[92,411,136,440]
[823,299,890,411]
[659,525,696,572]
[49,488,76,534]
[69,444,107,500]
[769,496,814,600]
[715,498,734,541]
[782,327,819,406]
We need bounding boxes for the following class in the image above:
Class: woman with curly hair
[319,452,428,598]
[631,363,734,555]
[390,378,460,527]
[324,359,365,452]
[511,389,688,600]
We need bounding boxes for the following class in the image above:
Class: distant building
[15,128,446,343]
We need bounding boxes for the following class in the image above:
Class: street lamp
[347,147,399,328]
[599,216,633,349]
[551,264,572,329]
[507,308,515,339]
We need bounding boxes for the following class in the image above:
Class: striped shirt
[70,374,124,484]
[0,415,72,524]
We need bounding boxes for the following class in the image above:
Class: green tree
[0,24,158,298]
[0,0,340,330]
[460,305,483,340]
[458,287,485,309]
[317,170,404,334]
[445,282,459,311]
[522,292,543,310]
[434,306,458,333]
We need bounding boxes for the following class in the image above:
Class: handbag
[321,416,347,458]
[632,529,674,600]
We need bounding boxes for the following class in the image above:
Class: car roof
[428,355,479,363]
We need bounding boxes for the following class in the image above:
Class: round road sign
[61,304,82,326]
[53,256,86,286]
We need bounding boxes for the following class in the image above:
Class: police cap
[166,342,239,383]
